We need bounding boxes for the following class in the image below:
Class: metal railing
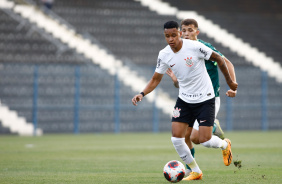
[0,64,281,135]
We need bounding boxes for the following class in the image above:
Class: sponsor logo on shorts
[173,107,181,118]
[199,120,206,123]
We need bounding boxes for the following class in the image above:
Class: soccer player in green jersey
[166,19,237,175]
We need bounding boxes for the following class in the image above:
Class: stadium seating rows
[52,0,254,66]
[164,0,282,66]
[0,10,85,64]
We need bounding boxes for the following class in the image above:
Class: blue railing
[30,65,273,135]
[261,71,268,131]
[0,64,278,135]
[73,66,81,134]
[32,65,39,136]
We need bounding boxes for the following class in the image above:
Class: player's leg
[212,97,225,139]
[193,97,224,142]
[171,122,201,174]
[184,127,195,158]
[185,128,194,151]
[199,126,232,166]
[192,120,222,144]
[211,98,231,165]
[213,119,224,139]
[196,98,233,166]
[184,127,195,176]
[190,120,200,144]
[171,98,202,180]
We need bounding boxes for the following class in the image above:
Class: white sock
[200,135,228,150]
[171,137,201,173]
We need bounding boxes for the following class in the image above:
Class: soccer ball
[163,160,185,183]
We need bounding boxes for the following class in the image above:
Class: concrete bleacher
[163,0,282,66]
[0,9,84,64]
[53,0,254,67]
[52,0,282,130]
[52,0,173,66]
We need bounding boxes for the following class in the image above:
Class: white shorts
[193,97,220,130]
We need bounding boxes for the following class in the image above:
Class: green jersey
[198,39,223,97]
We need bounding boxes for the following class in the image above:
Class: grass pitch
[0,131,281,184]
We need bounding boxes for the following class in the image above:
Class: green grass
[0,131,281,184]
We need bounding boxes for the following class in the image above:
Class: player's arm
[209,52,238,91]
[224,57,236,83]
[132,72,164,106]
[224,57,237,97]
[166,68,179,88]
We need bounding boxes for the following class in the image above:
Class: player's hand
[132,94,143,106]
[166,68,174,78]
[226,89,237,97]
[166,68,178,83]
[227,81,238,91]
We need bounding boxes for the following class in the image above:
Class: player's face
[181,24,199,40]
[164,28,182,51]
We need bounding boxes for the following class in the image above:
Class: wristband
[140,92,145,97]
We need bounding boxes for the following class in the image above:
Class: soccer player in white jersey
[166,18,237,176]
[132,21,238,180]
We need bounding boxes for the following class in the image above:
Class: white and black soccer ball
[163,160,185,183]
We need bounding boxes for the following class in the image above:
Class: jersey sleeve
[199,39,224,57]
[194,41,213,60]
[155,51,169,74]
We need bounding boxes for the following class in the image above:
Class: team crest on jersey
[173,107,181,118]
[184,57,193,67]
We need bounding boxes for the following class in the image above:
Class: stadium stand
[51,0,282,129]
[0,0,281,134]
[52,0,174,66]
[52,0,253,67]
[0,9,85,64]
[163,0,282,66]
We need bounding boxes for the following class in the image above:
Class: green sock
[190,147,195,158]
[186,148,195,170]
[212,122,216,133]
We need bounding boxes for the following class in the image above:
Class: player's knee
[200,138,212,147]
[200,134,219,148]
[199,136,212,144]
